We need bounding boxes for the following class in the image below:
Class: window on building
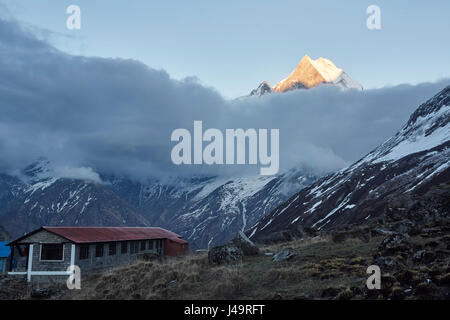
[129,241,139,254]
[149,240,154,250]
[79,245,89,260]
[41,244,64,261]
[135,241,139,253]
[95,244,104,257]
[140,240,146,251]
[109,242,116,256]
[121,241,127,254]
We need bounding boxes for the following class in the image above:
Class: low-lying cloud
[0,16,448,181]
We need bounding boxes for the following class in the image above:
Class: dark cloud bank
[0,16,448,181]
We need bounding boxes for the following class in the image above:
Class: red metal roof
[42,227,184,244]
[168,237,188,244]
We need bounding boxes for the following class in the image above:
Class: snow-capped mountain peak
[247,54,363,97]
[273,55,343,91]
[249,81,272,96]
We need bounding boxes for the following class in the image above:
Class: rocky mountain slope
[249,55,362,96]
[249,81,272,96]
[108,168,317,250]
[163,170,316,249]
[0,160,318,249]
[248,85,450,241]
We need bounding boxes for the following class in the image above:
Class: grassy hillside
[54,236,382,300]
[1,221,449,300]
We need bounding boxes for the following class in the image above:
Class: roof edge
[7,227,75,246]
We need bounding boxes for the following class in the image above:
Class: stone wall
[31,243,72,272]
[19,230,66,244]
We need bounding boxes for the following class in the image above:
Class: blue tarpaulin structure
[0,241,11,272]
[0,241,10,258]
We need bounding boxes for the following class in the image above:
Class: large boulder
[272,250,295,262]
[208,244,243,265]
[377,233,412,256]
[231,231,259,256]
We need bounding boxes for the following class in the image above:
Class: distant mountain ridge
[0,160,319,250]
[249,55,363,96]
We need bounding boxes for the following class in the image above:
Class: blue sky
[2,0,450,98]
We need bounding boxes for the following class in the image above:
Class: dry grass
[58,235,381,300]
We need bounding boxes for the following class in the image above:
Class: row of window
[79,239,164,260]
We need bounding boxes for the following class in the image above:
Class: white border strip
[27,244,33,282]
[9,271,71,276]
